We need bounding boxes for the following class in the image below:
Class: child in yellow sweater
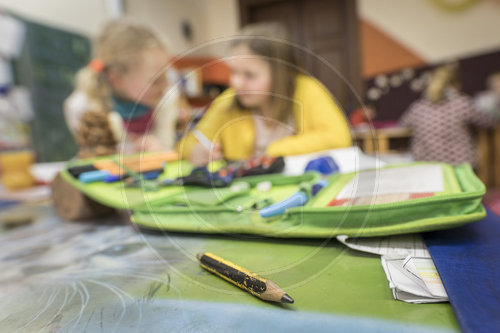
[179,23,351,165]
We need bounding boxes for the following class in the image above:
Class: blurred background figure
[400,64,498,167]
[349,100,376,129]
[475,71,500,116]
[64,19,188,158]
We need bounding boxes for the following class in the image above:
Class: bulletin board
[12,19,91,162]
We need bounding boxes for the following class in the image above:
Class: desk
[0,203,459,332]
[352,127,412,154]
[477,125,500,188]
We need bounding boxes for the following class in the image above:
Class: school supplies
[93,151,178,175]
[312,179,329,196]
[230,156,285,177]
[304,156,339,175]
[59,158,487,237]
[259,180,328,218]
[260,191,308,218]
[177,156,285,188]
[67,151,178,184]
[67,164,98,178]
[197,252,294,304]
[123,170,164,188]
[103,174,123,183]
[177,166,233,187]
[79,170,109,183]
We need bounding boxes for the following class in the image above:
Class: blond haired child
[65,19,184,156]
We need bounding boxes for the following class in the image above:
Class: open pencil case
[60,155,487,238]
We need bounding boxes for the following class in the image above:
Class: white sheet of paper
[336,164,444,199]
[337,234,448,303]
[336,234,430,258]
[403,256,448,298]
[381,256,448,303]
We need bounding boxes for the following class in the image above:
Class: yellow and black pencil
[197,252,294,304]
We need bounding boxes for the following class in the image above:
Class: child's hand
[190,142,223,166]
[133,134,164,152]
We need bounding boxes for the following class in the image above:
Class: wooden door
[239,0,361,112]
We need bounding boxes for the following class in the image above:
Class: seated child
[65,19,187,157]
[178,23,352,166]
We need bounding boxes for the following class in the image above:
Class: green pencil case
[130,163,486,238]
[60,158,486,238]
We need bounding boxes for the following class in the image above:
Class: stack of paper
[337,234,448,303]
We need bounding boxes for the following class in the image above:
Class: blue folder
[424,209,500,333]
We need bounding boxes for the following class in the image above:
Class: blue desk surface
[425,209,500,333]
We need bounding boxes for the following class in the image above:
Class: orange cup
[0,150,36,190]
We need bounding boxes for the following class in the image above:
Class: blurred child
[474,71,500,116]
[178,23,351,166]
[400,64,498,167]
[64,19,185,157]
[349,101,376,129]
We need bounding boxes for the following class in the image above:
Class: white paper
[381,256,448,303]
[337,234,448,303]
[283,146,385,176]
[336,234,430,258]
[336,164,444,199]
[403,256,448,298]
[30,162,67,183]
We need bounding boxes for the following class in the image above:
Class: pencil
[197,252,294,304]
[192,129,214,151]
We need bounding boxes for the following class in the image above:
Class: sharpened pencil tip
[281,293,294,304]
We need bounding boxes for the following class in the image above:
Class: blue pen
[259,191,308,218]
[142,170,161,180]
[312,179,329,196]
[103,174,122,183]
[260,179,329,218]
[79,170,110,183]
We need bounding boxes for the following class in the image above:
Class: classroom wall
[123,0,208,55]
[201,0,240,55]
[124,0,240,56]
[0,0,240,56]
[359,0,500,75]
[360,19,426,78]
[0,0,112,36]
[2,0,499,74]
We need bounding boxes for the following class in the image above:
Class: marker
[260,180,329,218]
[311,179,329,196]
[197,252,294,304]
[259,191,308,218]
[103,174,123,183]
[141,170,161,180]
[67,164,97,178]
[79,170,110,183]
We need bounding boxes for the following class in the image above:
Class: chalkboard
[12,19,91,162]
